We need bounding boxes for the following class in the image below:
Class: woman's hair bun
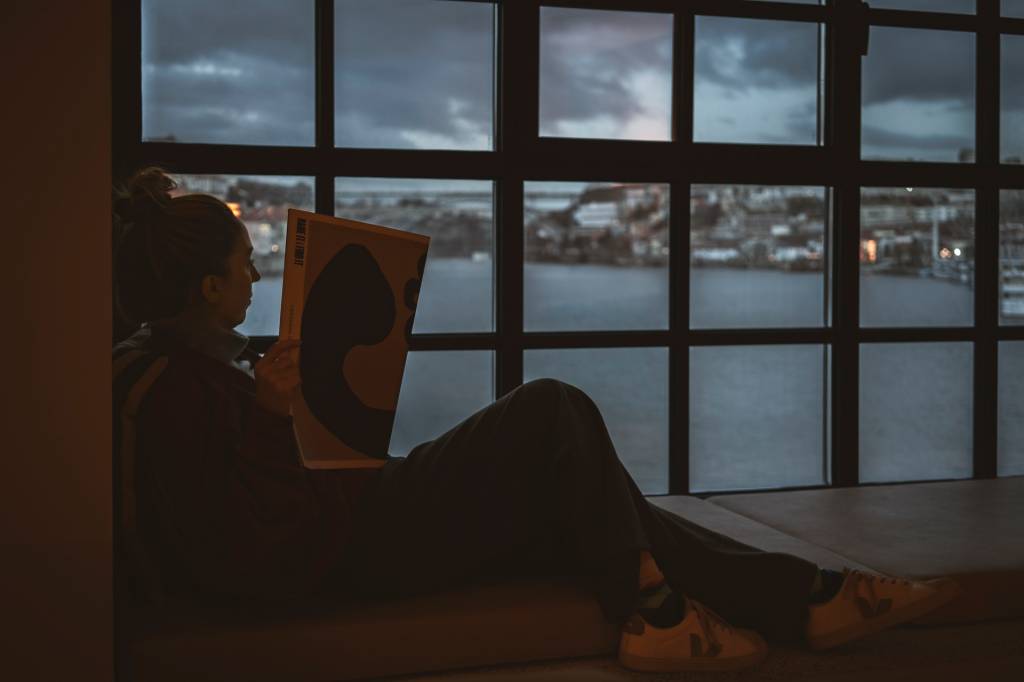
[114,167,177,224]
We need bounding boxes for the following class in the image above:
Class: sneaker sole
[619,645,768,673]
[807,578,960,651]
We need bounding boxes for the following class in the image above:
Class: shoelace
[840,568,914,616]
[689,599,729,657]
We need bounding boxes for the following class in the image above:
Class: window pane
[170,174,314,337]
[524,182,669,331]
[871,0,974,12]
[334,0,494,149]
[1001,190,1024,325]
[336,178,494,333]
[860,343,973,483]
[539,8,672,141]
[861,188,975,327]
[142,0,314,146]
[691,185,828,329]
[390,351,494,456]
[694,18,821,145]
[1003,36,1024,164]
[691,345,827,492]
[1005,0,1024,17]
[524,348,668,494]
[862,28,975,162]
[999,342,1024,476]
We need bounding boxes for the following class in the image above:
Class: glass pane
[691,185,828,329]
[539,8,672,141]
[691,345,828,492]
[142,0,314,146]
[1005,0,1024,17]
[1003,36,1024,164]
[694,18,821,145]
[1001,190,1024,325]
[524,182,669,331]
[336,178,494,333]
[524,348,669,495]
[390,351,494,456]
[334,0,494,149]
[862,28,975,162]
[860,343,973,483]
[871,0,974,12]
[999,342,1024,476]
[170,174,314,337]
[860,188,975,327]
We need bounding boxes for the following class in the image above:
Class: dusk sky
[141,0,1022,162]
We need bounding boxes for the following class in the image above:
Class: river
[241,260,1023,492]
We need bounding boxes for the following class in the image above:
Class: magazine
[278,208,429,469]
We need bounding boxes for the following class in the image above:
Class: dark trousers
[331,379,819,643]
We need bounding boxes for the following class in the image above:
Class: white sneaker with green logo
[806,568,960,651]
[619,596,768,672]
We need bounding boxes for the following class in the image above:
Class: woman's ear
[199,273,223,304]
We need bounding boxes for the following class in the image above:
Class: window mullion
[495,0,535,398]
[670,9,694,496]
[830,0,866,488]
[113,0,142,181]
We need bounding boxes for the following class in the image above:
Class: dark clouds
[694,16,819,91]
[334,0,493,148]
[139,0,1017,159]
[539,7,672,135]
[862,124,972,151]
[861,26,976,160]
[693,16,819,144]
[863,26,974,107]
[142,0,315,145]
[1003,35,1024,161]
[1002,35,1024,110]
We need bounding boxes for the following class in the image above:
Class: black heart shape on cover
[300,243,396,456]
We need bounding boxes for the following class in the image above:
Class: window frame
[112,0,1024,496]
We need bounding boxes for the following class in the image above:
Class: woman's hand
[254,338,302,417]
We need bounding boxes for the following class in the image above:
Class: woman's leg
[329,378,817,642]
[624,473,819,642]
[330,379,648,613]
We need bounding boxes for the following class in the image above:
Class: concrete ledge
[708,477,1024,625]
[648,495,875,573]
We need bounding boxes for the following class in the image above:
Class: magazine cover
[279,209,429,469]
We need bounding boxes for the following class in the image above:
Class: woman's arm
[137,361,332,602]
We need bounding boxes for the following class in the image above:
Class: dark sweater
[115,322,379,605]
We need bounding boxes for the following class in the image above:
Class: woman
[112,167,956,673]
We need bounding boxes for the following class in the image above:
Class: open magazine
[278,209,429,469]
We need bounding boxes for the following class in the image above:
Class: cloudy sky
[141,0,1022,162]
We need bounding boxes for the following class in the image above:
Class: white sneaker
[806,569,960,651]
[618,596,768,673]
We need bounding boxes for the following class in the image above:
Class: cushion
[125,577,620,682]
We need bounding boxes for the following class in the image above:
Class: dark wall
[2,2,113,679]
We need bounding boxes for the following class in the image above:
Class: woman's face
[204,225,261,329]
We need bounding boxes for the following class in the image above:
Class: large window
[116,0,1023,494]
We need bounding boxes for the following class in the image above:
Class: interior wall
[2,2,113,680]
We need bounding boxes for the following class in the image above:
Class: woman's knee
[519,377,587,407]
